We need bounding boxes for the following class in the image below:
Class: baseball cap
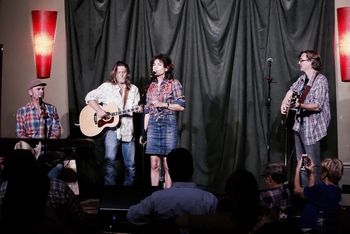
[28,79,47,90]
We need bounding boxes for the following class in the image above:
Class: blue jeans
[104,130,136,186]
[294,130,321,186]
[47,163,63,179]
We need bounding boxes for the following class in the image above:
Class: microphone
[39,97,43,107]
[266,58,273,64]
[39,97,47,119]
[39,97,46,117]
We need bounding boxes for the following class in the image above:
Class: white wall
[335,0,350,206]
[0,0,69,138]
[335,0,350,164]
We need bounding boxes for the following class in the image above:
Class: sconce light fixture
[31,10,57,78]
[337,7,350,82]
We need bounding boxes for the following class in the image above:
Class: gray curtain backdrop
[65,0,336,193]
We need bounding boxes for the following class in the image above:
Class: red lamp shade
[337,7,350,82]
[31,10,57,78]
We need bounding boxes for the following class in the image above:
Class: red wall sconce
[337,7,350,82]
[31,10,57,79]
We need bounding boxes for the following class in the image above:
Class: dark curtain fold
[65,0,336,193]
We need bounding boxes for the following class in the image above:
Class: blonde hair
[320,158,343,184]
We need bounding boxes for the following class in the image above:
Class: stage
[97,186,154,233]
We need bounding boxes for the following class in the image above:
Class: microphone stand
[265,60,272,162]
[138,77,151,189]
[40,98,48,139]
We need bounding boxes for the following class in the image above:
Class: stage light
[337,7,350,82]
[31,10,57,78]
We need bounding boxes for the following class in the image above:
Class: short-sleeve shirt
[16,102,61,139]
[289,73,330,145]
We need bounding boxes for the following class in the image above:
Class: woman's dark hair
[108,61,131,90]
[150,54,175,81]
[298,50,321,71]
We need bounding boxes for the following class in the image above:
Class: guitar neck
[111,107,138,116]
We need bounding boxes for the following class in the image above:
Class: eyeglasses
[299,59,309,63]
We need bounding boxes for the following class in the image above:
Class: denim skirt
[145,114,177,156]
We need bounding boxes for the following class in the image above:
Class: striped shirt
[16,102,61,139]
[290,73,330,145]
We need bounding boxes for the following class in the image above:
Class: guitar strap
[115,88,129,129]
[123,88,129,109]
[298,72,319,104]
[297,72,319,125]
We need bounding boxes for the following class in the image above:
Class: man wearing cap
[16,79,61,139]
[259,162,291,223]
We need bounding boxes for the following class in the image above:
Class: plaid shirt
[260,184,291,210]
[16,102,61,138]
[290,73,330,145]
[47,179,89,221]
[144,79,185,116]
[0,178,89,223]
[259,184,291,220]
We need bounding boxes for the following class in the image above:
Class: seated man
[176,169,260,234]
[16,79,61,139]
[16,79,62,179]
[259,162,291,223]
[127,148,218,226]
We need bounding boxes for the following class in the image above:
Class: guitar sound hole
[98,116,114,127]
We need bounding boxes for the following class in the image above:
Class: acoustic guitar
[281,92,299,128]
[79,103,140,137]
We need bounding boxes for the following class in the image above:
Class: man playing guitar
[280,50,330,187]
[84,61,141,186]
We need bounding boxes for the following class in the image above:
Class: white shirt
[85,82,140,141]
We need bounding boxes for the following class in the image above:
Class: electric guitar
[79,103,140,137]
[281,92,299,128]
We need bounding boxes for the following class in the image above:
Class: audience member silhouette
[176,169,261,234]
[127,148,217,232]
[0,150,7,185]
[0,149,96,234]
